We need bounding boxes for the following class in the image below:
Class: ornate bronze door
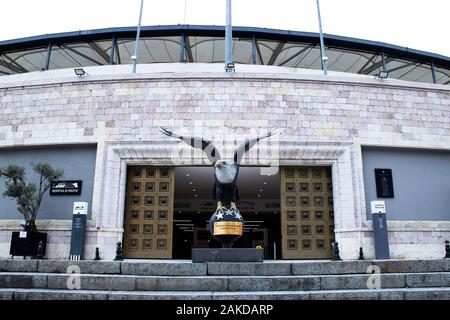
[123,166,174,259]
[281,167,335,259]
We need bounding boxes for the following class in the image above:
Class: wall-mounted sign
[73,202,88,215]
[374,169,394,198]
[50,180,82,196]
[371,200,386,214]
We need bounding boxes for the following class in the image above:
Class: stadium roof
[0,25,449,85]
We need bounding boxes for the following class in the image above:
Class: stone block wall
[0,64,449,260]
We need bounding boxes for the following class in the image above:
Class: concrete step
[0,272,449,292]
[1,259,449,276]
[1,287,450,300]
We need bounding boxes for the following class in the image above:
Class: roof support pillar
[44,43,52,71]
[179,34,186,63]
[131,0,144,74]
[252,36,257,65]
[225,0,234,72]
[109,36,117,65]
[316,0,328,76]
[381,51,387,72]
[431,60,437,84]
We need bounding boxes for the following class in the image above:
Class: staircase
[0,259,449,300]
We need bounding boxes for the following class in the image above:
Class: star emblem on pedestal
[235,212,243,220]
[225,210,234,216]
[215,211,224,220]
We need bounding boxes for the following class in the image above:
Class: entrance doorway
[122,165,335,260]
[280,166,335,259]
[173,167,281,259]
[122,166,175,259]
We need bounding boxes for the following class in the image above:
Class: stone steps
[1,259,449,299]
[1,287,450,300]
[0,272,449,292]
[1,259,449,276]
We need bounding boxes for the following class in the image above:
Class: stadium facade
[0,25,449,261]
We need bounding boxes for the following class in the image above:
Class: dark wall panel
[362,147,450,221]
[0,145,97,220]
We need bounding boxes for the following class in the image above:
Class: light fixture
[74,68,88,77]
[185,174,190,177]
[194,194,198,197]
[377,70,389,79]
[189,181,193,185]
[226,62,235,71]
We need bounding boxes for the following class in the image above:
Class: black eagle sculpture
[159,127,277,212]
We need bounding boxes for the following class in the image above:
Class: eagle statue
[159,127,277,212]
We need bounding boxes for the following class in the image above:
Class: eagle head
[214,160,227,169]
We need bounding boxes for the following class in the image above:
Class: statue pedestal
[191,248,264,263]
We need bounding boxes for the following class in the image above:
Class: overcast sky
[1,0,449,57]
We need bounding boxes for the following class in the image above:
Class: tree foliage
[0,163,63,232]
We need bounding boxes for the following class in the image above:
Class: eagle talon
[216,202,225,212]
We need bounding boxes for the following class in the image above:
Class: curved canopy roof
[0,25,449,85]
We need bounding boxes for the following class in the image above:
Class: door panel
[281,166,335,259]
[123,166,174,259]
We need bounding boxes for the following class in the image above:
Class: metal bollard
[114,242,124,261]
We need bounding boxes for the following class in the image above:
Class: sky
[1,0,449,57]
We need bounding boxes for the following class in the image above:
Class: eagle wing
[159,127,221,164]
[233,128,278,164]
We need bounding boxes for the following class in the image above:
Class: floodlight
[74,68,88,77]
[226,62,235,72]
[377,70,389,79]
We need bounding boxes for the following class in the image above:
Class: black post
[94,247,101,261]
[114,242,124,261]
[331,242,342,261]
[444,240,450,259]
[36,240,45,259]
[358,247,365,260]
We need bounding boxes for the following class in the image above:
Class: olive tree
[0,163,63,232]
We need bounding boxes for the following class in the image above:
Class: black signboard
[372,211,391,259]
[69,213,87,260]
[50,180,82,196]
[374,168,394,198]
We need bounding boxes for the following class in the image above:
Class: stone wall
[0,64,449,260]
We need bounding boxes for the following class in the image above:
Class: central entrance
[173,167,281,259]
[122,165,335,260]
